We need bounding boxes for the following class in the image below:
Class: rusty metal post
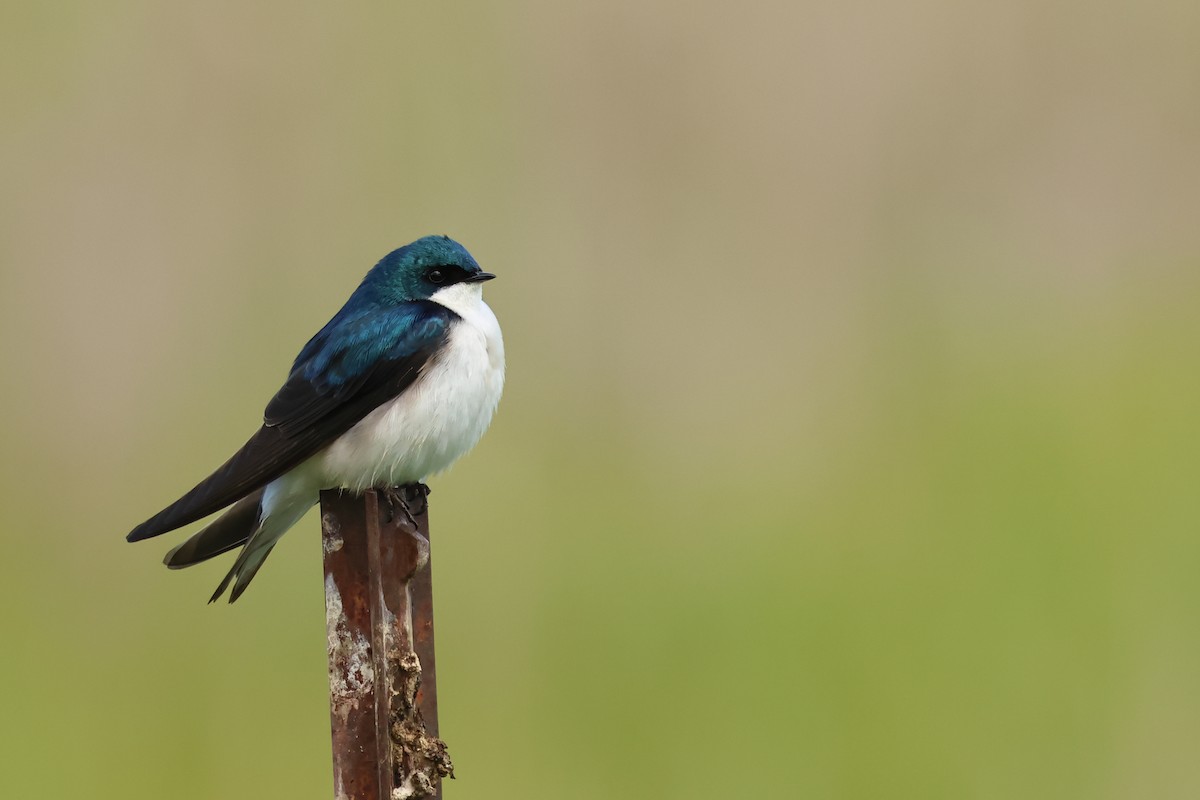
[321,488,454,800]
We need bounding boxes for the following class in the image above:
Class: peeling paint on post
[322,488,454,800]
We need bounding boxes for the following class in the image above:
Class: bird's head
[362,235,495,309]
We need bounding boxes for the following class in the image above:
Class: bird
[126,235,505,603]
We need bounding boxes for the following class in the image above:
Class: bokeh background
[4,2,1200,798]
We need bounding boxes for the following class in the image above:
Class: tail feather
[207,491,317,604]
[164,490,265,569]
[209,537,279,604]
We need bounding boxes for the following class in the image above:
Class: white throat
[430,281,485,320]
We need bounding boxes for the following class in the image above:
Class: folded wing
[126,301,454,542]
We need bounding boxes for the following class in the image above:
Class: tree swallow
[127,235,505,603]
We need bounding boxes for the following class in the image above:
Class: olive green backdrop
[4,2,1200,798]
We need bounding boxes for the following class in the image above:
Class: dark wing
[127,301,453,542]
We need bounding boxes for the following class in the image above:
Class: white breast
[315,285,505,492]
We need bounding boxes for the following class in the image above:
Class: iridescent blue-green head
[359,235,495,305]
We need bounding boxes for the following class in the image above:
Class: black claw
[380,483,428,528]
[403,483,431,518]
[380,487,403,524]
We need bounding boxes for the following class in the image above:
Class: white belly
[313,301,505,491]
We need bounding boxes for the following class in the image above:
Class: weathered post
[321,488,453,800]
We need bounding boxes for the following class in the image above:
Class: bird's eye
[427,268,446,285]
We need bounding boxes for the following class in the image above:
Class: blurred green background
[4,2,1200,798]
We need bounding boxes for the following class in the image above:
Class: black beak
[466,272,496,283]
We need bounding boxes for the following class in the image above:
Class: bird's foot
[405,482,431,517]
[382,483,430,528]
